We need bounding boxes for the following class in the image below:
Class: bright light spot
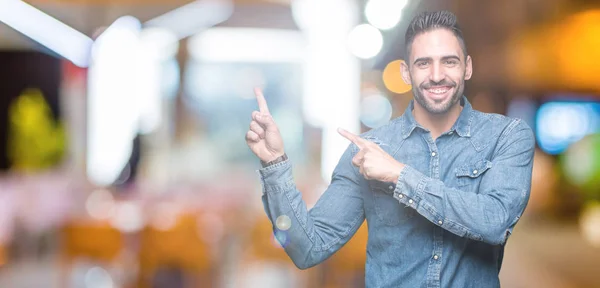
[536,102,600,155]
[360,94,393,128]
[110,202,144,233]
[382,59,411,94]
[347,24,383,59]
[563,137,595,185]
[291,0,358,34]
[92,16,141,62]
[85,189,115,220]
[365,0,407,30]
[0,0,93,67]
[580,202,600,248]
[87,16,142,186]
[561,134,600,193]
[275,215,291,231]
[144,0,233,40]
[84,266,114,288]
[188,28,306,63]
[139,27,179,61]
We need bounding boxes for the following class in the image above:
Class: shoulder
[357,117,403,147]
[470,109,535,151]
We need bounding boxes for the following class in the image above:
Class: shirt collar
[400,96,473,139]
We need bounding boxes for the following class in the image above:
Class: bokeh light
[84,266,114,288]
[382,59,411,94]
[138,27,178,62]
[347,24,383,59]
[360,93,393,128]
[85,189,116,220]
[580,201,600,248]
[365,0,407,30]
[536,102,600,155]
[275,215,291,231]
[561,134,600,195]
[109,202,144,233]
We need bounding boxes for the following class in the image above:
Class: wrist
[261,153,288,167]
[389,162,405,183]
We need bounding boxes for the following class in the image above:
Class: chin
[417,92,461,115]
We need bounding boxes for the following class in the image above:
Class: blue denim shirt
[258,97,535,288]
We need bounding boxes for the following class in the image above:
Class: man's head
[400,10,472,115]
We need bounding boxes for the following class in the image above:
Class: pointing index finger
[337,128,366,149]
[254,87,270,114]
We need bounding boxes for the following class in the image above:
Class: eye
[444,59,459,67]
[416,61,429,68]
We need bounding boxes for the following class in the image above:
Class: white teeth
[428,88,449,94]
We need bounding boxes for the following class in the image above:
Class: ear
[465,55,473,80]
[400,60,412,85]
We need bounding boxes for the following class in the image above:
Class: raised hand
[338,128,404,182]
[246,88,285,163]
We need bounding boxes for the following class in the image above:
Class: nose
[429,62,445,84]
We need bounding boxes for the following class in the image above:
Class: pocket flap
[455,159,492,178]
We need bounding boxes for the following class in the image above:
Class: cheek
[447,69,466,83]
[410,70,428,85]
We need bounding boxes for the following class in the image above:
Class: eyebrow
[413,55,461,65]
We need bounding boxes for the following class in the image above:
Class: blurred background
[0,0,599,287]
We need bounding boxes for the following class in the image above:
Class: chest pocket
[370,180,415,226]
[455,159,493,190]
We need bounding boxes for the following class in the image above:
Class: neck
[412,102,462,140]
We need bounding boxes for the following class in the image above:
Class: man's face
[401,28,472,115]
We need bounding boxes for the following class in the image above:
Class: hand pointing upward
[245,88,285,163]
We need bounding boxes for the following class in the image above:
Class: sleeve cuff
[393,165,428,209]
[257,159,295,194]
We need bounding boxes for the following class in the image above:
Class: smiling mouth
[425,86,452,95]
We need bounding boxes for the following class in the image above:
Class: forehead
[408,28,464,61]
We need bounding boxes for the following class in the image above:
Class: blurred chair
[60,220,124,287]
[137,213,215,288]
[320,222,368,288]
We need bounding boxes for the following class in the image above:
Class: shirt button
[433,255,439,260]
[408,199,413,204]
[438,220,443,225]
[473,169,478,174]
[388,185,394,190]
[431,152,436,157]
[449,131,453,135]
[398,194,404,199]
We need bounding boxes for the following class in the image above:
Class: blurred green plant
[7,88,66,172]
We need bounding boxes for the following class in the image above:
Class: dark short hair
[404,10,467,62]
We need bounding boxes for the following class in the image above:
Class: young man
[245,10,534,288]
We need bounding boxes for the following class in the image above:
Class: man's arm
[259,144,365,269]
[395,119,535,245]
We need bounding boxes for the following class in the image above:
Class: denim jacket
[258,96,535,288]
